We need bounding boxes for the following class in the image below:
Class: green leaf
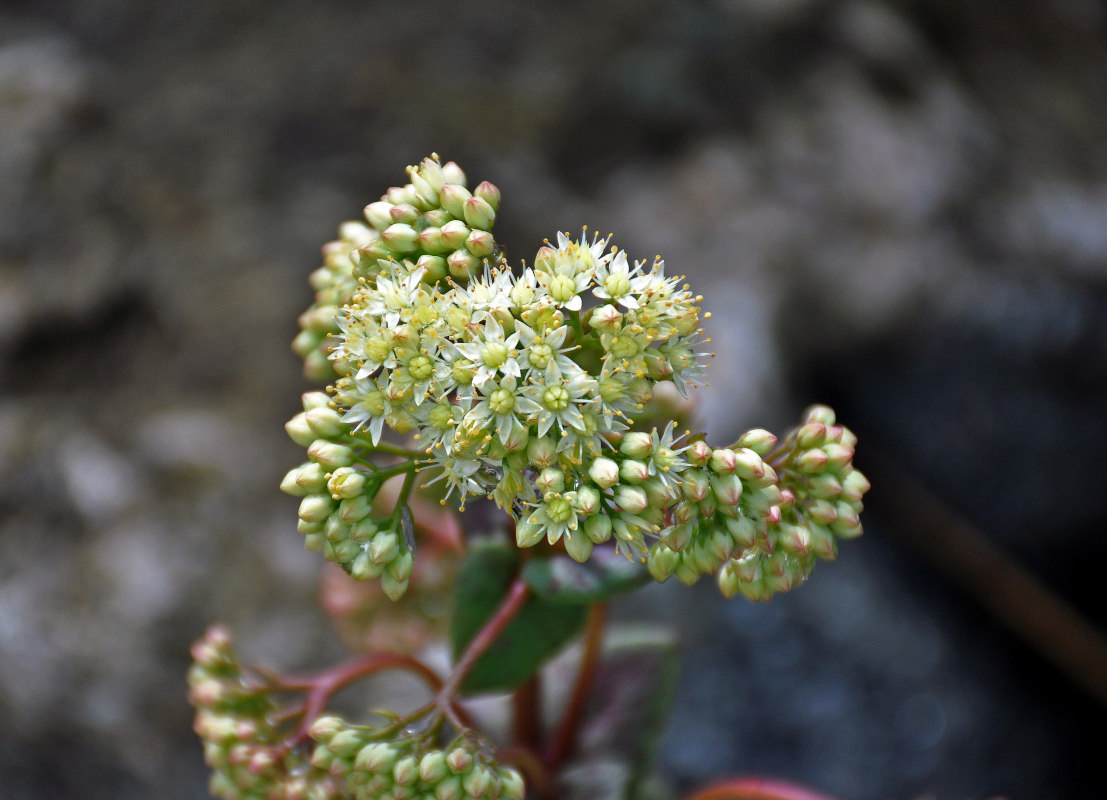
[450,541,587,694]
[521,549,652,605]
[564,626,680,791]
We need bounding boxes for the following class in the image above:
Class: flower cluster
[189,626,340,800]
[287,156,868,601]
[310,719,523,800]
[281,391,416,600]
[648,406,869,601]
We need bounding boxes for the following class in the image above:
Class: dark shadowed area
[1,1,1105,798]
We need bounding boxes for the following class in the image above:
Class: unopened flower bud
[355,742,398,774]
[687,440,712,467]
[516,519,543,547]
[724,514,757,549]
[682,469,711,502]
[796,448,828,474]
[305,406,347,438]
[735,428,777,455]
[338,495,372,523]
[663,523,693,551]
[822,443,854,471]
[416,254,448,282]
[439,219,470,250]
[299,495,334,523]
[465,229,495,257]
[614,485,649,515]
[364,201,394,230]
[463,196,496,231]
[805,405,837,426]
[308,440,355,469]
[796,422,827,450]
[535,467,565,495]
[447,248,481,279]
[381,571,409,601]
[574,484,602,515]
[588,303,622,333]
[350,551,382,581]
[710,473,743,507]
[731,448,765,480]
[439,183,471,219]
[709,448,737,474]
[588,457,620,488]
[446,747,473,774]
[389,203,420,225]
[393,754,419,787]
[285,412,316,447]
[584,514,612,543]
[281,464,311,496]
[619,458,650,485]
[463,764,493,798]
[563,532,594,563]
[474,180,501,211]
[500,768,525,800]
[381,223,419,253]
[620,431,654,459]
[527,436,557,469]
[436,776,463,800]
[840,469,871,503]
[807,473,843,499]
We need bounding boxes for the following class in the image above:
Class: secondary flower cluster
[188,626,340,800]
[188,627,524,800]
[287,155,868,601]
[311,719,523,800]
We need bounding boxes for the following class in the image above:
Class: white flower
[462,375,542,447]
[592,249,642,309]
[524,372,597,438]
[450,316,521,388]
[514,319,583,382]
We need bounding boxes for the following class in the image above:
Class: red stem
[276,653,442,746]
[683,777,843,800]
[437,577,530,722]
[545,602,606,765]
[513,674,541,750]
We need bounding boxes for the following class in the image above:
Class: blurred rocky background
[1,0,1105,797]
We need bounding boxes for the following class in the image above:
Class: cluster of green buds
[310,719,523,800]
[188,626,340,800]
[293,155,501,382]
[648,406,869,601]
[281,390,416,599]
[288,155,868,601]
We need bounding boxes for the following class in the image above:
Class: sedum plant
[190,155,869,800]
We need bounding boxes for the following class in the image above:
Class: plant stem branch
[545,602,606,765]
[274,653,442,747]
[512,674,541,751]
[683,777,842,800]
[437,577,530,726]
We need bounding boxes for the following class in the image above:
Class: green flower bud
[463,196,496,231]
[436,776,463,800]
[527,436,558,469]
[356,742,399,774]
[663,522,693,551]
[339,495,372,523]
[439,219,470,250]
[350,516,378,543]
[393,754,419,787]
[418,226,448,255]
[382,223,420,253]
[574,484,601,515]
[796,448,828,473]
[516,519,543,547]
[474,181,501,211]
[613,485,649,515]
[840,469,871,504]
[642,476,675,508]
[389,550,415,582]
[446,747,473,774]
[465,229,495,257]
[778,523,811,555]
[389,203,420,225]
[364,201,395,230]
[281,464,312,496]
[796,422,827,450]
[687,440,712,467]
[620,432,654,459]
[420,751,449,784]
[584,514,612,544]
[587,456,619,488]
[588,303,622,333]
[324,512,348,543]
[499,768,525,800]
[563,532,594,563]
[463,764,493,798]
[286,412,317,447]
[381,571,409,601]
[732,448,766,481]
[439,183,471,219]
[723,514,757,549]
[350,550,383,581]
[648,543,680,582]
[808,523,838,560]
[823,443,854,471]
[307,440,355,469]
[536,467,565,495]
[682,469,711,502]
[733,428,776,455]
[299,495,335,524]
[709,448,736,474]
[806,473,843,499]
[710,473,743,507]
[416,254,449,282]
[619,458,650,485]
[447,248,481,279]
[370,532,399,566]
[303,532,325,551]
[804,405,836,426]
